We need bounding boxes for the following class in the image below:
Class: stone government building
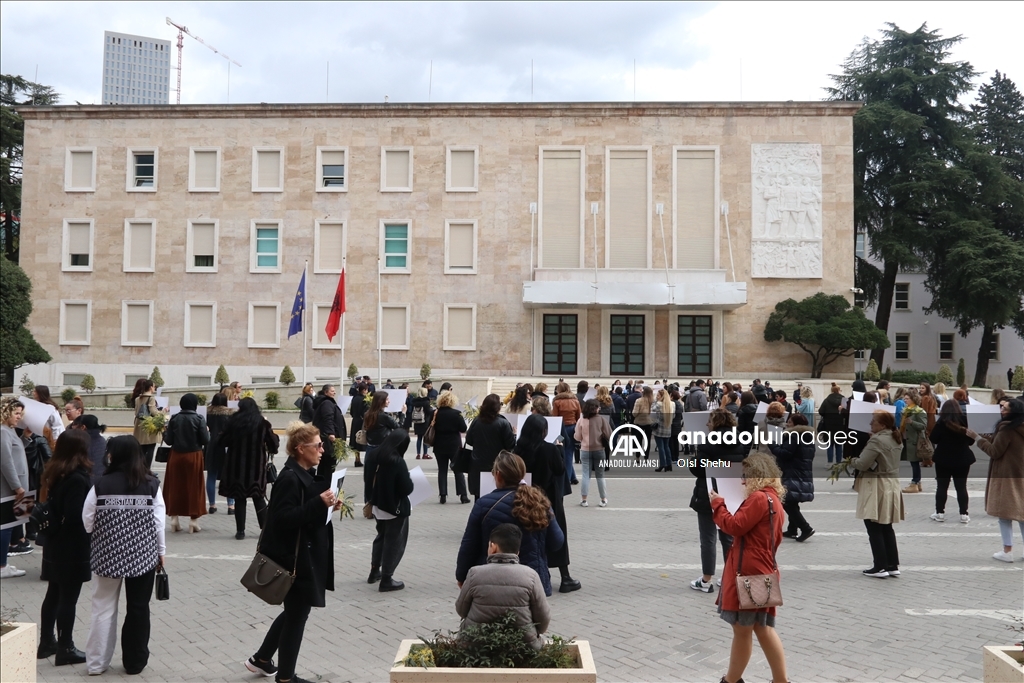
[18,101,859,389]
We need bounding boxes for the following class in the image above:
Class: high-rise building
[102,31,171,105]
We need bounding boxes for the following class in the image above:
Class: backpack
[412,405,426,424]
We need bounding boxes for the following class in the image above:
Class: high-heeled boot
[170,516,181,532]
[54,643,87,666]
[37,634,58,659]
[189,518,202,533]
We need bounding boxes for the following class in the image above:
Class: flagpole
[302,260,308,386]
[340,257,346,387]
[377,257,382,388]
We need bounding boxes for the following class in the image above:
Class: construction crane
[166,17,241,104]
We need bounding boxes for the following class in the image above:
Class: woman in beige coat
[131,379,161,469]
[968,399,1024,563]
[851,410,905,578]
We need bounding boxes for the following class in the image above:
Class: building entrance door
[678,315,713,375]
[610,314,645,376]
[543,314,578,375]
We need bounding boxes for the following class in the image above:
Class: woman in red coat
[710,452,789,683]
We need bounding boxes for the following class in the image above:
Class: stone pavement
[2,449,1020,683]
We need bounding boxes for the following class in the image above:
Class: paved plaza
[2,448,1020,683]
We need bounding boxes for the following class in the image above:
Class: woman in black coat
[465,394,515,499]
[245,422,339,683]
[736,391,759,441]
[365,429,415,592]
[515,414,579,593]
[432,392,469,503]
[404,388,436,459]
[219,397,279,540]
[37,430,93,664]
[348,384,369,466]
[769,413,816,540]
[818,383,847,464]
[296,383,315,424]
[204,393,233,514]
[929,400,976,522]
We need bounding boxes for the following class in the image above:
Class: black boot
[460,495,470,504]
[439,495,446,504]
[54,644,87,666]
[559,577,582,593]
[37,635,58,659]
[367,566,381,584]
[379,575,405,592]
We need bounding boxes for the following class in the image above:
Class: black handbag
[240,490,302,605]
[29,500,54,536]
[155,446,171,463]
[453,446,473,474]
[266,461,279,483]
[154,565,170,601]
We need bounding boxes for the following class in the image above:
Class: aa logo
[609,424,649,459]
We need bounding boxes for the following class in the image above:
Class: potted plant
[390,611,596,682]
[0,607,37,683]
[984,617,1024,682]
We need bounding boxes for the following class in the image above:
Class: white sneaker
[598,499,607,507]
[0,565,26,578]
[579,500,588,507]
[689,577,714,593]
[960,514,970,524]
[993,550,1015,563]
[930,512,945,522]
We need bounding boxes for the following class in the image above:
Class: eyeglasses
[304,442,324,450]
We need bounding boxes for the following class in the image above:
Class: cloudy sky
[1,2,1019,106]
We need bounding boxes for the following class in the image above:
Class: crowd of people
[1,373,1021,683]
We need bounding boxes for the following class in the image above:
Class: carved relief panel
[750,143,822,278]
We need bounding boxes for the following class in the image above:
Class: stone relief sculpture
[751,143,823,278]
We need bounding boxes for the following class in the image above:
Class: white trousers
[85,576,122,674]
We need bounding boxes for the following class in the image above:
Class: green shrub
[80,374,96,393]
[956,358,966,386]
[935,364,954,386]
[420,363,432,381]
[19,374,35,396]
[864,359,881,382]
[215,364,230,385]
[195,393,208,406]
[265,391,280,410]
[891,370,936,385]
[883,365,893,381]
[149,367,164,388]
[347,363,359,380]
[279,365,296,386]
[125,393,134,408]
[60,387,78,404]
[1012,366,1024,391]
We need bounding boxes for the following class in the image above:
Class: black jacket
[349,394,368,450]
[23,433,51,490]
[204,405,232,473]
[404,396,435,437]
[737,404,759,437]
[929,419,976,469]
[312,395,346,440]
[41,467,92,583]
[432,406,468,455]
[370,453,414,517]
[259,459,333,607]
[366,412,400,447]
[689,434,747,514]
[297,394,315,424]
[818,393,845,434]
[519,441,569,568]
[86,429,107,486]
[164,410,210,453]
[466,416,516,496]
[769,426,815,503]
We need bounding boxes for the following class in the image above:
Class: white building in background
[102,31,171,106]
[854,232,1024,388]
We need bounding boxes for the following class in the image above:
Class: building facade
[102,31,171,106]
[19,102,859,389]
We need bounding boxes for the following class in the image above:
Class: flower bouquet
[827,457,854,483]
[141,412,166,436]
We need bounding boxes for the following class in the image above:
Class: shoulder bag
[423,411,438,447]
[453,443,473,474]
[241,489,303,605]
[355,429,368,445]
[735,493,783,610]
[917,431,934,466]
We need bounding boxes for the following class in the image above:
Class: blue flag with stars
[288,269,306,338]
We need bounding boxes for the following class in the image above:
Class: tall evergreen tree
[827,24,977,369]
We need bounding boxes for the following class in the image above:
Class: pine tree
[864,359,881,382]
[150,366,164,388]
[215,364,230,385]
[420,363,432,381]
[279,365,296,385]
[956,358,966,386]
[935,364,954,386]
[883,365,893,381]
[347,363,359,380]
[80,374,96,393]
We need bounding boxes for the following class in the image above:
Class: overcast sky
[1,2,1020,106]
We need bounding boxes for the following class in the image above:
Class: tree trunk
[870,260,899,369]
[973,323,995,387]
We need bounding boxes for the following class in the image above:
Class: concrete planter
[983,645,1024,683]
[0,622,37,683]
[390,639,596,683]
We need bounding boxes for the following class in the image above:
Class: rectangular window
[65,148,96,191]
[543,314,578,375]
[894,283,910,310]
[127,148,157,191]
[539,147,583,268]
[63,220,94,271]
[855,231,866,259]
[312,303,341,348]
[314,221,345,273]
[989,333,1000,361]
[60,301,91,345]
[251,220,282,273]
[895,333,910,361]
[381,148,413,191]
[187,220,218,272]
[380,221,411,272]
[444,220,477,274]
[248,303,281,348]
[316,147,347,191]
[184,302,216,347]
[380,305,410,349]
[939,333,954,361]
[443,305,476,350]
[123,220,155,272]
[854,291,866,308]
[189,148,220,192]
[252,147,284,192]
[251,376,276,385]
[677,315,712,375]
[187,376,211,387]
[446,147,478,192]
[63,374,87,387]
[607,148,651,269]
[675,148,717,269]
[610,314,645,375]
[122,301,154,346]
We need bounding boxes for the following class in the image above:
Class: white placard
[754,401,769,425]
[965,405,1002,434]
[848,399,896,433]
[169,405,207,418]
[652,383,663,391]
[706,467,744,514]
[407,466,433,508]
[968,395,982,406]
[682,410,711,435]
[544,416,563,443]
[384,389,408,412]
[228,400,239,410]
[156,386,163,397]
[515,413,529,435]
[765,423,785,444]
[16,397,57,435]
[337,395,353,413]
[154,397,169,410]
[467,396,479,408]
[583,388,597,402]
[852,391,865,402]
[478,472,532,498]
[327,468,347,524]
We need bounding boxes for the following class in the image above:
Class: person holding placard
[928,401,975,523]
[130,380,161,469]
[503,386,532,417]
[900,390,928,493]
[465,395,516,500]
[796,386,815,428]
[432,392,469,504]
[967,399,1024,562]
[32,385,65,448]
[850,410,905,578]
[818,384,846,464]
[312,384,347,477]
[757,403,788,453]
[365,429,414,592]
[347,383,369,468]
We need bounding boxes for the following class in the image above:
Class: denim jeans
[205,470,233,509]
[416,434,428,456]
[910,461,921,484]
[655,436,672,468]
[580,450,606,500]
[826,442,844,463]
[999,519,1024,547]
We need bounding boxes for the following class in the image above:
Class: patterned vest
[91,473,160,578]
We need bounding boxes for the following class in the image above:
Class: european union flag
[288,269,306,338]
